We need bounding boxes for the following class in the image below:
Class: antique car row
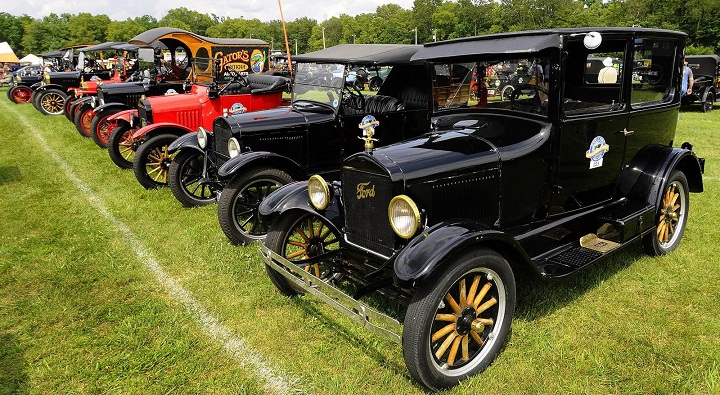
[7,27,706,392]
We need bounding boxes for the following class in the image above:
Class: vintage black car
[30,43,120,115]
[6,66,43,104]
[682,54,720,112]
[167,43,431,245]
[258,28,705,391]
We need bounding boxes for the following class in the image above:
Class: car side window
[563,39,626,116]
[631,37,678,107]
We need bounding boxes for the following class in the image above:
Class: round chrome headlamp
[307,175,330,210]
[388,195,420,239]
[228,137,241,158]
[197,127,208,149]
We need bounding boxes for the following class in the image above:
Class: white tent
[0,42,20,63]
[18,54,42,65]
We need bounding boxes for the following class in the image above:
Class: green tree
[105,19,146,42]
[69,13,110,44]
[158,7,216,35]
[286,17,317,55]
[0,13,33,56]
[22,14,71,54]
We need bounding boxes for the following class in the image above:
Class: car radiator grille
[124,94,141,107]
[342,168,395,257]
[213,125,232,166]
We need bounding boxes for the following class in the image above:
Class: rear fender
[132,122,193,140]
[258,181,344,232]
[394,221,536,284]
[217,151,304,180]
[616,144,704,208]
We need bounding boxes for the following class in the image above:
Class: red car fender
[132,122,195,140]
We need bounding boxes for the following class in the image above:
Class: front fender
[616,144,704,208]
[394,221,535,284]
[94,102,131,116]
[217,151,304,180]
[30,82,43,90]
[107,109,138,124]
[258,181,344,232]
[70,97,93,114]
[168,132,203,153]
[36,83,65,93]
[132,122,193,140]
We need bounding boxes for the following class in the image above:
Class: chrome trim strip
[342,234,393,260]
[259,245,402,344]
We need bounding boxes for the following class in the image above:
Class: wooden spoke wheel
[168,149,221,207]
[107,124,137,169]
[403,248,515,391]
[644,170,689,256]
[217,167,293,245]
[37,89,67,115]
[132,134,178,189]
[264,210,340,296]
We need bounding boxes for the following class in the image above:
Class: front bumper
[259,244,403,344]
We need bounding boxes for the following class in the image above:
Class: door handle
[616,128,634,136]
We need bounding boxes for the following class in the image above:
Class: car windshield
[292,62,344,109]
[431,56,550,117]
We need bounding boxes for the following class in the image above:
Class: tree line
[1,0,719,58]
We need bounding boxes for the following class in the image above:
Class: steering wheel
[223,65,249,87]
[510,84,549,113]
[343,82,365,110]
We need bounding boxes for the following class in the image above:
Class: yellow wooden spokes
[432,274,497,367]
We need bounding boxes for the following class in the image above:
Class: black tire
[8,86,33,104]
[132,134,178,189]
[702,92,713,113]
[264,210,340,296]
[90,109,122,148]
[643,170,689,256]
[168,148,221,207]
[31,90,41,110]
[217,167,293,245]
[403,248,515,391]
[73,104,94,138]
[107,123,137,169]
[37,89,67,115]
[64,96,77,121]
[500,85,514,101]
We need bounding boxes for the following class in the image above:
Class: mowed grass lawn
[0,87,718,395]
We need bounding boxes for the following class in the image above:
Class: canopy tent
[0,42,20,63]
[18,54,42,65]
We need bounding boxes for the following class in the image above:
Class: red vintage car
[105,65,289,199]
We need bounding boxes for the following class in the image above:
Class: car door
[549,36,630,214]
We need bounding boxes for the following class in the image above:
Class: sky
[3,0,417,23]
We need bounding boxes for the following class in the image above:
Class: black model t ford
[258,28,705,391]
[682,54,720,112]
[168,44,431,245]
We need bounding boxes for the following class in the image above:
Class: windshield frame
[291,62,345,112]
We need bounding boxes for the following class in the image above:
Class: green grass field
[0,88,718,394]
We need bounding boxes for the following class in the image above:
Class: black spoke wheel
[168,149,220,207]
[73,104,95,138]
[217,167,293,245]
[90,109,122,148]
[643,170,689,256]
[264,210,340,296]
[403,248,515,391]
[702,92,713,113]
[132,134,178,189]
[37,89,67,115]
[107,123,137,169]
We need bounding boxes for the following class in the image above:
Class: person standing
[681,58,694,97]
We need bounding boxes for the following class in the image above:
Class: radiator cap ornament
[358,115,379,153]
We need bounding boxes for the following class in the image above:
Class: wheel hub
[455,307,477,335]
[306,241,325,257]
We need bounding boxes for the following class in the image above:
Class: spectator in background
[598,57,618,83]
[681,57,694,96]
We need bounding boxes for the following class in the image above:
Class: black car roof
[293,44,422,65]
[79,42,127,52]
[129,27,267,46]
[412,27,687,61]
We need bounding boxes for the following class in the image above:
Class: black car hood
[223,105,333,135]
[48,71,80,79]
[98,81,147,95]
[351,115,551,184]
